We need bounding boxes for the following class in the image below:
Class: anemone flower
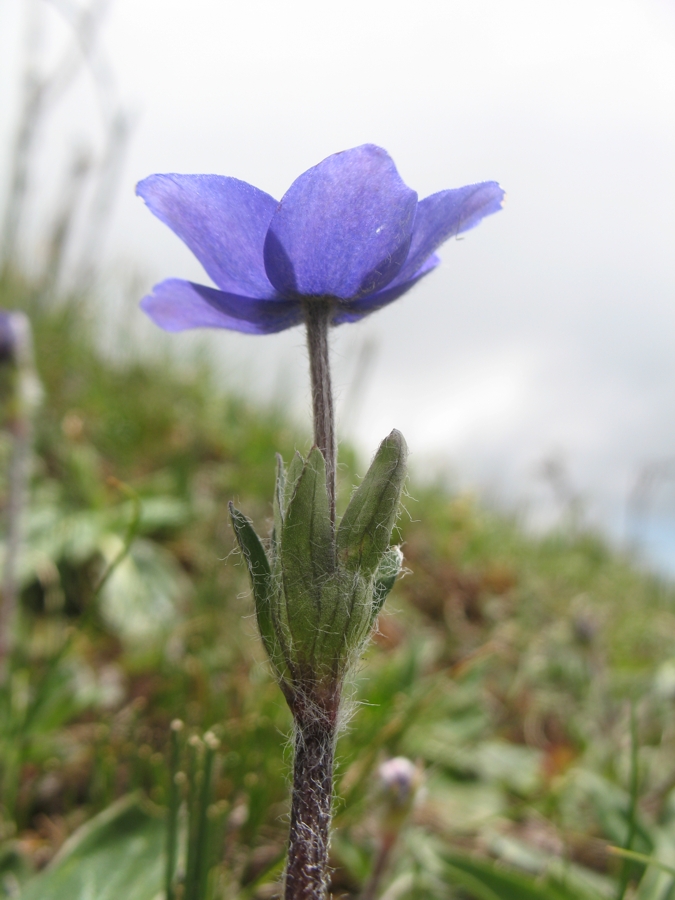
[138,145,504,900]
[137,144,503,335]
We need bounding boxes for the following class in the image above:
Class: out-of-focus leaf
[629,830,675,900]
[442,848,604,900]
[424,778,507,832]
[483,831,614,900]
[12,496,188,589]
[473,740,543,794]
[99,536,188,645]
[19,794,164,900]
[572,769,653,852]
[0,843,32,898]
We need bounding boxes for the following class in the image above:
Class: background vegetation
[2,276,675,899]
[1,9,674,892]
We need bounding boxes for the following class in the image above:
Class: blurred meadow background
[1,1,675,898]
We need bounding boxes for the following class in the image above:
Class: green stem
[184,732,219,900]
[165,720,183,900]
[184,736,202,900]
[195,733,219,899]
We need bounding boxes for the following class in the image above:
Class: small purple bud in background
[363,757,424,900]
[378,756,423,811]
[0,311,16,363]
[0,311,35,369]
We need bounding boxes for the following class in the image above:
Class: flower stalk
[304,299,336,526]
[281,313,408,895]
[281,307,339,898]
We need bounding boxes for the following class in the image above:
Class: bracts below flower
[229,430,407,897]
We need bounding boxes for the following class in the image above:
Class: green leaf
[337,429,407,577]
[309,545,403,682]
[372,545,403,621]
[280,447,334,652]
[271,452,285,554]
[19,795,164,900]
[312,571,370,680]
[283,450,305,515]
[229,503,279,665]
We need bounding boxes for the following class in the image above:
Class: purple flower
[137,144,503,335]
[0,311,17,362]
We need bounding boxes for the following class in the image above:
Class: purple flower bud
[378,756,422,809]
[0,311,18,363]
[137,145,504,334]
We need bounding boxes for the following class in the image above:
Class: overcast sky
[2,0,675,566]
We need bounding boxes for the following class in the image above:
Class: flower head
[0,311,17,363]
[378,757,423,814]
[137,144,503,334]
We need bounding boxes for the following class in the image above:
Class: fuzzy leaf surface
[229,502,279,664]
[271,452,285,556]
[372,545,403,622]
[312,572,371,682]
[281,448,334,653]
[338,429,407,577]
[283,450,305,516]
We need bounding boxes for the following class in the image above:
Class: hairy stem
[285,710,337,900]
[287,301,338,897]
[304,300,335,525]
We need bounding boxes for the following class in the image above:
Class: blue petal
[263,145,418,300]
[331,255,440,325]
[140,279,303,334]
[393,182,504,286]
[137,175,279,297]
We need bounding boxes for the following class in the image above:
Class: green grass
[2,275,675,899]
